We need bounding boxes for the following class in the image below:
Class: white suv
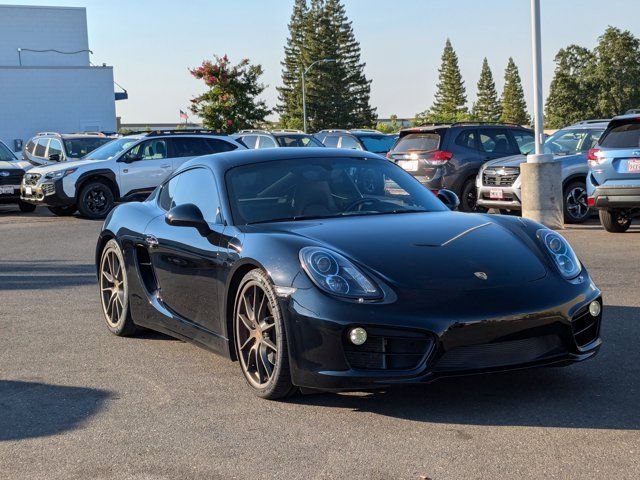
[20,130,244,219]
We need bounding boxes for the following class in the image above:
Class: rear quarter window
[395,133,440,153]
[600,122,640,148]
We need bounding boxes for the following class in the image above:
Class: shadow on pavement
[0,260,96,290]
[293,305,639,430]
[0,380,111,441]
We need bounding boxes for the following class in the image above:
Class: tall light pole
[302,58,335,133]
[521,0,564,229]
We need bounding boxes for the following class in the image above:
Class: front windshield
[64,137,112,158]
[275,134,324,148]
[359,135,397,153]
[84,137,140,160]
[226,157,448,225]
[0,142,17,162]
[531,128,604,156]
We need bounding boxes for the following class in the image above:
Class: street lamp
[302,58,336,133]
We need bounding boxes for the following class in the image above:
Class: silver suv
[477,120,608,223]
[22,132,114,167]
[587,114,640,232]
[233,129,324,149]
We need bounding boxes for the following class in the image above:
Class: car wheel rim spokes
[101,250,125,326]
[87,188,107,213]
[566,187,588,219]
[237,284,277,388]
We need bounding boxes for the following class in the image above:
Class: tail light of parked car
[587,148,604,167]
[425,150,453,165]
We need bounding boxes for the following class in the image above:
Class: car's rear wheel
[78,180,115,219]
[99,239,136,336]
[460,178,486,213]
[563,180,590,224]
[234,269,296,400]
[18,200,36,213]
[48,205,77,216]
[599,208,632,233]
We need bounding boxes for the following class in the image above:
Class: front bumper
[284,274,602,391]
[476,176,522,210]
[20,178,74,207]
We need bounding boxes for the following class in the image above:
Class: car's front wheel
[78,181,115,219]
[459,179,486,213]
[48,205,77,216]
[234,269,296,400]
[599,208,632,233]
[18,200,36,213]
[99,239,136,336]
[563,180,590,224]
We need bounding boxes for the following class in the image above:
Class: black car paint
[97,148,602,391]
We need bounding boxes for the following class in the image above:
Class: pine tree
[275,0,308,129]
[276,0,376,130]
[500,58,530,125]
[421,39,468,123]
[545,45,596,128]
[472,58,501,122]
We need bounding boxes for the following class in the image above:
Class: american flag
[179,109,188,120]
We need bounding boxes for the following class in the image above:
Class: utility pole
[302,58,336,133]
[520,0,564,229]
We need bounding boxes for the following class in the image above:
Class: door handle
[145,234,159,248]
[160,164,171,168]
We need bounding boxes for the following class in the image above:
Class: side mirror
[437,189,460,211]
[48,153,61,162]
[165,203,210,235]
[121,152,142,163]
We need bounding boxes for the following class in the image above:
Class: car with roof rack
[233,129,325,149]
[20,129,244,219]
[387,122,534,212]
[476,119,608,223]
[22,131,115,167]
[0,138,36,212]
[313,129,397,156]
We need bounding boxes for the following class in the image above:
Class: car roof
[565,119,611,129]
[182,147,383,175]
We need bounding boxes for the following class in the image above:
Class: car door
[118,138,172,197]
[144,166,227,336]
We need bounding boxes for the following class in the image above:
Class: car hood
[28,158,105,174]
[0,160,28,170]
[253,212,547,290]
[483,154,526,169]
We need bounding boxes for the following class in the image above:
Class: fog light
[589,300,601,317]
[349,327,367,345]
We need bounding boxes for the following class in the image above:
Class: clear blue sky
[7,0,639,123]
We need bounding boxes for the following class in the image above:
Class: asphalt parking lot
[0,206,638,480]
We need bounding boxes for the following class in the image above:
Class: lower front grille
[41,183,55,195]
[434,335,565,371]
[0,170,24,186]
[343,328,435,371]
[571,305,601,348]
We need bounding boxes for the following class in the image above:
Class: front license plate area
[489,188,504,200]
[0,185,18,195]
[627,159,640,172]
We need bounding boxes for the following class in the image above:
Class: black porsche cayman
[96,148,603,399]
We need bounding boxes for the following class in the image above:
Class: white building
[0,4,123,151]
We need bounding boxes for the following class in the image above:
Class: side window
[25,139,36,155]
[48,139,63,158]
[130,139,168,160]
[511,131,535,154]
[205,138,237,153]
[479,129,512,155]
[339,135,362,150]
[170,138,210,158]
[240,135,258,149]
[454,130,477,150]
[257,135,278,149]
[162,168,221,223]
[323,135,339,148]
[34,138,49,158]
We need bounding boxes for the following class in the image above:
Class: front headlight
[299,246,381,300]
[44,168,77,180]
[537,229,581,279]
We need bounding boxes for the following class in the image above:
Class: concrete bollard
[521,155,564,230]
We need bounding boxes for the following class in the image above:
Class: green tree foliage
[277,0,376,130]
[545,46,596,128]
[376,114,402,133]
[472,58,501,122]
[590,26,640,117]
[500,58,530,125]
[419,39,468,123]
[189,55,270,133]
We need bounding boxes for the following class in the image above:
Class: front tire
[599,208,632,233]
[563,181,589,224]
[459,178,486,213]
[18,200,36,213]
[234,269,296,400]
[48,205,77,216]
[78,180,115,219]
[99,239,136,336]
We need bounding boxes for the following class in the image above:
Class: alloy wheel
[566,186,589,220]
[100,249,126,327]
[235,282,278,389]
[86,187,109,214]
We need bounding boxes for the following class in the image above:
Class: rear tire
[48,205,77,216]
[563,180,589,224]
[599,208,631,233]
[459,178,486,213]
[99,239,137,336]
[77,180,115,219]
[18,200,36,213]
